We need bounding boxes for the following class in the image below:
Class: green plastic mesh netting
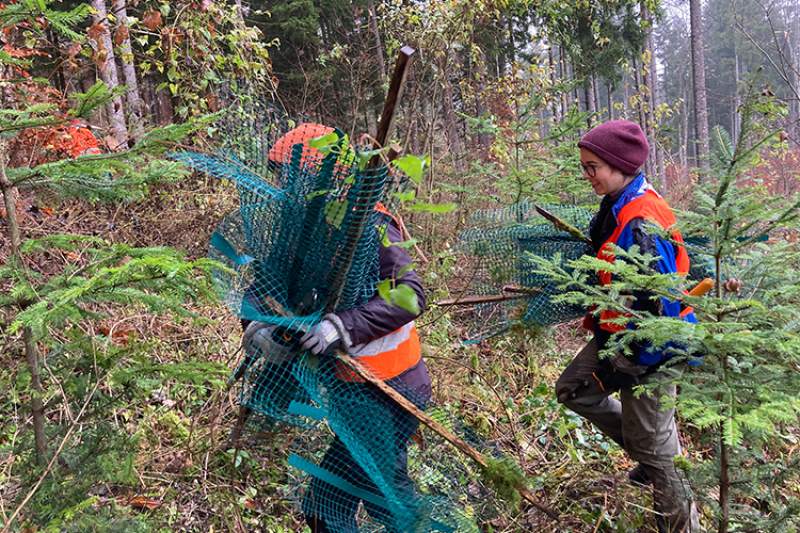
[173,96,513,532]
[456,203,717,341]
[456,203,595,340]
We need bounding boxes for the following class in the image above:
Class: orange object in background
[64,120,101,157]
[268,123,334,166]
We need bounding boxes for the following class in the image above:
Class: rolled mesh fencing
[456,202,717,341]
[173,92,511,532]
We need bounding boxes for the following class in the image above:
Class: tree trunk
[506,15,516,74]
[473,52,491,157]
[680,71,690,182]
[24,327,47,461]
[592,75,601,118]
[642,3,665,189]
[111,0,143,141]
[584,78,596,126]
[0,139,47,463]
[440,59,464,170]
[633,56,652,177]
[719,425,731,533]
[607,83,614,121]
[90,0,127,144]
[690,0,710,180]
[550,44,562,125]
[560,47,569,121]
[368,0,386,82]
[732,53,741,144]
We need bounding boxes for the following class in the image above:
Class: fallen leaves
[97,324,136,344]
[128,495,161,510]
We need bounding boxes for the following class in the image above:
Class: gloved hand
[242,321,295,365]
[299,320,342,356]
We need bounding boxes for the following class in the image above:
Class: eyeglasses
[580,163,605,178]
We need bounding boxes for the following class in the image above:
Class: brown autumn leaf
[243,499,258,510]
[114,25,129,46]
[104,135,122,152]
[64,40,82,58]
[128,496,161,510]
[92,41,108,71]
[143,10,163,31]
[63,251,81,263]
[87,23,106,40]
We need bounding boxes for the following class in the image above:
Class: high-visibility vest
[272,125,419,380]
[597,189,690,333]
[333,321,422,382]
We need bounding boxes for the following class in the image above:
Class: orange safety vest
[333,322,422,382]
[274,125,418,381]
[597,189,690,333]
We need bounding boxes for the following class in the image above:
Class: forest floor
[2,173,705,532]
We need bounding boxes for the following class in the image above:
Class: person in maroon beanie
[554,120,700,532]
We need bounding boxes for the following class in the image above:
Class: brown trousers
[555,338,698,532]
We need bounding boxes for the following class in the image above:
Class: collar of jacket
[611,172,651,219]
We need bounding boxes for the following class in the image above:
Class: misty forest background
[2,0,800,532]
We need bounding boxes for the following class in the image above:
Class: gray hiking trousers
[555,338,698,532]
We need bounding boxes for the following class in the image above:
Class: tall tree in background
[690,0,710,178]
[111,0,143,139]
[656,10,694,178]
[89,0,127,143]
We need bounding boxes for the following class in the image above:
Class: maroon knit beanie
[577,120,650,175]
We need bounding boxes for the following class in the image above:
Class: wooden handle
[436,287,541,307]
[334,351,558,519]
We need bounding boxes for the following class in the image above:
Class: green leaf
[323,199,347,229]
[358,148,387,170]
[393,238,417,251]
[407,202,457,213]
[307,132,340,157]
[394,155,425,184]
[377,279,391,304]
[389,284,420,314]
[392,190,416,202]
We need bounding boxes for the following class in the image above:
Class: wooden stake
[334,351,559,520]
[436,289,541,307]
[534,205,592,246]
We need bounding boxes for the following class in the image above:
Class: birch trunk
[111,0,143,140]
[90,0,127,144]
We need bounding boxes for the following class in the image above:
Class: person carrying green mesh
[553,121,700,532]
[242,124,432,532]
[297,201,431,533]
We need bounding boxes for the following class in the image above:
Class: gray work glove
[299,319,342,356]
[242,321,295,365]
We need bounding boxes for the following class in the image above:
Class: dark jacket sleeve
[333,215,426,347]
